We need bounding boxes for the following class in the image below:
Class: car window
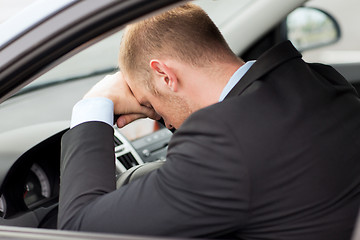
[0,0,254,138]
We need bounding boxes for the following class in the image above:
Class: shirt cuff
[70,97,114,129]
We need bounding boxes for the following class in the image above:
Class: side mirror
[286,7,340,51]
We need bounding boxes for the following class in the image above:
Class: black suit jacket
[58,41,360,239]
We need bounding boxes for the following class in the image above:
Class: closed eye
[140,102,154,110]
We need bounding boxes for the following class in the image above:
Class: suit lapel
[225,41,302,99]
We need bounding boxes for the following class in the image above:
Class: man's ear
[150,60,178,92]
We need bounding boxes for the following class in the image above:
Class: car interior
[0,0,359,238]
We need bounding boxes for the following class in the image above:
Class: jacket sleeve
[57,116,250,238]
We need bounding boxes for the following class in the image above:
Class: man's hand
[84,72,160,128]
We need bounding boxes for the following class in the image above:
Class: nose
[157,118,175,132]
[166,123,176,133]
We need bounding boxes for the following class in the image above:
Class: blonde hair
[119,3,238,91]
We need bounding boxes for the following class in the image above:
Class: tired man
[58,3,360,239]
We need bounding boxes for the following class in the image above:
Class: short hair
[119,3,238,91]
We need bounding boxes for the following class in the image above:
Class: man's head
[119,3,242,129]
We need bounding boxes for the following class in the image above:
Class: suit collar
[225,41,302,99]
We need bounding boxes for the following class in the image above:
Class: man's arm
[58,121,116,230]
[58,72,161,229]
[58,109,249,237]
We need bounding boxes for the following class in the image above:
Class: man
[58,3,360,240]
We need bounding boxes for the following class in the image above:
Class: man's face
[124,73,193,130]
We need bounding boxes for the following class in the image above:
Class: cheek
[150,100,166,118]
[151,104,173,126]
[150,92,191,127]
[154,105,171,120]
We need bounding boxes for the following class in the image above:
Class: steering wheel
[116,160,165,188]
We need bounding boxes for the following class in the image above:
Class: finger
[116,113,147,128]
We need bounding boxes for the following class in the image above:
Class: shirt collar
[218,60,256,102]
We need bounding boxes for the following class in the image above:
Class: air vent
[117,152,138,169]
[114,136,123,146]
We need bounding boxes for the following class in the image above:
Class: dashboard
[0,122,171,228]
